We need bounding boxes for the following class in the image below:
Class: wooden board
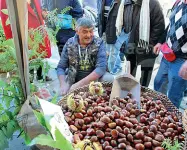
[6,0,30,98]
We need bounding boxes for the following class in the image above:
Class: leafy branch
[46,6,76,30]
[162,138,182,150]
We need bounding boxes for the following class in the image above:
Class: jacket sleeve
[158,25,169,44]
[94,40,107,76]
[96,0,104,37]
[71,0,83,19]
[57,44,69,76]
[149,0,165,46]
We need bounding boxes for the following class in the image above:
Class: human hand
[179,61,187,80]
[69,82,82,92]
[153,43,162,55]
[59,82,70,96]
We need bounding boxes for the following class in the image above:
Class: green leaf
[6,86,17,95]
[13,106,21,116]
[50,94,58,104]
[0,130,6,139]
[4,96,13,108]
[162,138,174,150]
[14,96,20,106]
[0,80,6,87]
[28,134,56,148]
[60,6,72,14]
[23,132,31,145]
[9,120,19,130]
[3,39,15,49]
[30,83,37,93]
[6,121,16,138]
[0,113,9,123]
[1,126,7,137]
[55,127,74,150]
[33,110,47,130]
[6,18,10,26]
[0,130,9,149]
[35,97,40,106]
[1,9,9,15]
[171,140,182,150]
[5,111,13,120]
[0,104,4,113]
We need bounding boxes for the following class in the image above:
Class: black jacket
[97,0,105,38]
[99,0,165,46]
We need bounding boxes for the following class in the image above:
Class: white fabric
[181,42,187,53]
[176,26,184,40]
[175,8,182,22]
[139,0,150,47]
[116,0,125,36]
[115,0,150,47]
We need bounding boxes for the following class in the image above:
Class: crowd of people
[0,0,187,109]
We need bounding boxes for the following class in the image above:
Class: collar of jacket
[124,0,142,6]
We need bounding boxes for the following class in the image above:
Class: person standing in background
[97,0,165,86]
[41,0,83,56]
[154,0,187,108]
[97,0,122,75]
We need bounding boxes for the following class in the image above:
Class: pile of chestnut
[62,86,184,150]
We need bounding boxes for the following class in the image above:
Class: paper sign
[38,98,73,142]
[110,74,141,109]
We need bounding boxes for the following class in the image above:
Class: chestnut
[135,143,145,150]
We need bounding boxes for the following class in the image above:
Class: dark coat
[97,0,165,46]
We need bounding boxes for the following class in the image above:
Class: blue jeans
[106,30,130,74]
[154,58,187,108]
[106,44,122,74]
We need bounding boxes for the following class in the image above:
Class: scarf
[116,0,150,49]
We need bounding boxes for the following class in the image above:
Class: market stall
[0,0,186,150]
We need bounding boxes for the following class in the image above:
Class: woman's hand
[153,43,162,55]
